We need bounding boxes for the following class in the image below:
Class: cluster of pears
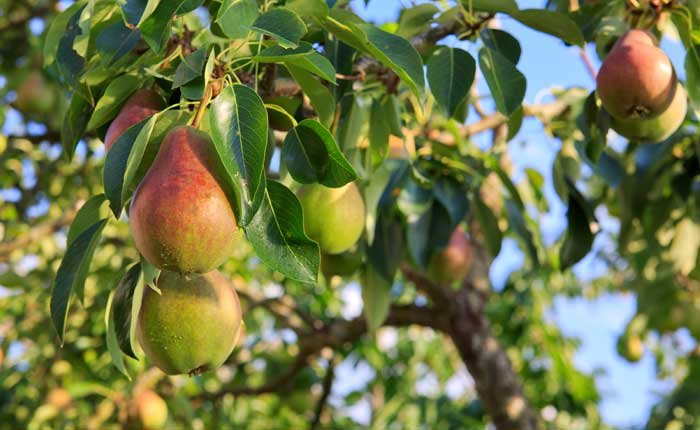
[107,90,243,376]
[597,29,687,142]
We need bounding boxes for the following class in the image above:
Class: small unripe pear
[296,182,365,255]
[130,126,237,273]
[15,71,55,115]
[597,29,676,119]
[136,390,168,430]
[427,226,473,284]
[137,270,243,375]
[104,89,164,151]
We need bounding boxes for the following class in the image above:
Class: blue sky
[348,0,691,427]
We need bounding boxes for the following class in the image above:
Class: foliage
[3,0,700,429]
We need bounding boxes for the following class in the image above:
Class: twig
[580,46,597,81]
[309,358,335,430]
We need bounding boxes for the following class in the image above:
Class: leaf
[245,180,320,283]
[396,3,439,39]
[216,0,259,39]
[256,43,315,61]
[362,264,392,334]
[685,45,700,112]
[136,0,161,26]
[138,0,203,52]
[103,116,155,217]
[368,98,392,167]
[367,211,404,284]
[473,193,502,257]
[560,186,595,270]
[287,65,335,127]
[479,47,526,116]
[112,264,142,359]
[285,0,329,19]
[95,20,141,66]
[251,8,307,49]
[481,29,522,65]
[406,203,453,270]
[106,290,131,379]
[209,84,269,226]
[433,177,469,225]
[44,2,84,65]
[355,23,425,98]
[51,219,108,343]
[505,200,538,266]
[67,195,107,246]
[258,43,337,83]
[56,4,86,86]
[427,47,475,118]
[467,0,518,14]
[283,119,357,187]
[87,74,141,131]
[512,9,585,47]
[62,91,93,160]
[173,48,207,88]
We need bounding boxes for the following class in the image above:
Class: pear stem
[191,83,213,129]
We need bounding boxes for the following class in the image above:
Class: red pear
[130,126,237,273]
[427,226,473,284]
[104,89,164,151]
[597,29,676,119]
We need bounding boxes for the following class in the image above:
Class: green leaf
[512,9,585,47]
[396,3,439,39]
[136,0,161,26]
[256,43,315,61]
[362,264,392,334]
[407,203,452,270]
[287,65,335,127]
[106,290,131,379]
[138,0,203,52]
[216,0,258,39]
[251,8,307,49]
[478,47,526,116]
[209,84,269,226]
[368,98,392,167]
[173,48,207,88]
[87,74,141,131]
[685,45,700,112]
[367,211,404,284]
[559,182,594,270]
[51,219,108,343]
[473,193,502,257]
[103,116,155,217]
[95,20,141,66]
[355,23,425,97]
[285,0,329,19]
[433,177,469,226]
[44,2,84,65]
[56,4,86,86]
[505,200,539,266]
[481,29,521,65]
[427,47,475,118]
[283,119,357,186]
[62,91,93,160]
[67,195,107,246]
[112,264,142,359]
[467,0,518,14]
[245,180,320,283]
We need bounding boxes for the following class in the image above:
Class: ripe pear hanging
[105,89,164,151]
[136,270,243,375]
[597,29,677,120]
[129,126,237,273]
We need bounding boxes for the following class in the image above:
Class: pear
[134,390,168,430]
[296,182,365,255]
[136,270,243,375]
[104,89,164,151]
[597,29,677,120]
[130,126,237,273]
[427,226,473,284]
[610,83,687,143]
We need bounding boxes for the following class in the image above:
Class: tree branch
[309,358,335,430]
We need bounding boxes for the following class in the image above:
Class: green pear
[296,182,365,255]
[136,270,243,375]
